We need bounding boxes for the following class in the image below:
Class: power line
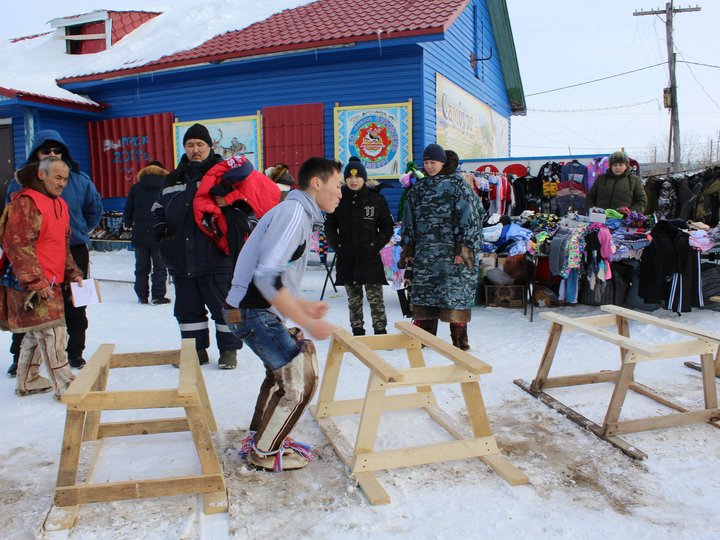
[525,63,666,97]
[528,99,658,113]
[681,60,720,69]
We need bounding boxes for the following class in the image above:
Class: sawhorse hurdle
[515,305,720,459]
[311,322,528,505]
[45,339,227,531]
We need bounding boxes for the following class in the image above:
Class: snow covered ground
[2,249,720,539]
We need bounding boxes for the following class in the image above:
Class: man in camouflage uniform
[400,144,484,350]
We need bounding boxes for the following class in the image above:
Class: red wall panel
[87,112,174,198]
[262,103,324,180]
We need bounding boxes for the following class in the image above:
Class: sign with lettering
[435,73,509,159]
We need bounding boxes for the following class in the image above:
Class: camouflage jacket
[0,192,81,332]
[401,173,484,309]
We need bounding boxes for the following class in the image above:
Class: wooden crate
[485,284,524,308]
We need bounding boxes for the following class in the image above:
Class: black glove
[153,222,173,242]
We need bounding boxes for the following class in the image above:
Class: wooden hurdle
[311,322,528,505]
[44,339,226,531]
[684,295,720,378]
[515,305,720,460]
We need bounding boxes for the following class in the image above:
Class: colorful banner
[173,113,262,170]
[435,73,509,159]
[334,102,412,178]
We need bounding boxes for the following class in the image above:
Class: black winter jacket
[324,184,394,286]
[123,164,168,248]
[153,153,233,277]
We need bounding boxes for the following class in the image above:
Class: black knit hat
[183,123,213,147]
[608,151,630,166]
[344,156,367,181]
[423,143,447,163]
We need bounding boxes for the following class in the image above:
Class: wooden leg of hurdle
[312,323,528,505]
[44,339,227,531]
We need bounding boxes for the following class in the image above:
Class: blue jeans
[223,308,301,370]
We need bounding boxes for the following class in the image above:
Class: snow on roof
[0,0,315,107]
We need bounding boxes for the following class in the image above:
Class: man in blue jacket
[6,130,103,376]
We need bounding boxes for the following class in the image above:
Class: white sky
[1,0,718,162]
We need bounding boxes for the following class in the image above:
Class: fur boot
[450,322,470,351]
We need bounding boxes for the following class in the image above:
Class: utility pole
[634,2,700,171]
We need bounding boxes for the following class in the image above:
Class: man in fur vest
[0,158,84,398]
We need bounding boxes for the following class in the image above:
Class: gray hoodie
[226,189,323,318]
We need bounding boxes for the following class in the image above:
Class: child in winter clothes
[193,155,280,261]
[0,158,84,398]
[324,157,394,335]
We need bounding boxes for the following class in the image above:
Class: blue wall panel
[420,0,511,156]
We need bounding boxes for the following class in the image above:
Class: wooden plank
[64,390,198,410]
[543,370,620,388]
[314,393,435,417]
[97,418,189,438]
[352,437,499,472]
[625,382,720,430]
[193,357,217,432]
[480,453,529,486]
[202,490,229,515]
[354,333,414,350]
[540,313,662,356]
[178,340,199,398]
[315,338,344,415]
[62,344,114,402]
[353,374,386,455]
[460,381,492,437]
[332,327,403,383]
[684,361,720,378]
[82,361,110,442]
[109,350,179,368]
[601,361,636,433]
[530,322,563,392]
[383,365,479,389]
[627,339,716,363]
[514,379,647,460]
[701,353,719,408]
[185,406,222,475]
[406,342,434,395]
[55,411,85,488]
[616,313,630,366]
[311,411,354,468]
[55,474,225,506]
[607,409,720,435]
[550,313,616,331]
[601,304,720,343]
[353,472,391,505]
[395,321,491,375]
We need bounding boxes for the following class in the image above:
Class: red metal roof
[63,0,469,82]
[108,11,160,44]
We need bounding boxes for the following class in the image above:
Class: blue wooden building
[0,0,525,217]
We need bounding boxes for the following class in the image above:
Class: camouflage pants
[345,284,387,333]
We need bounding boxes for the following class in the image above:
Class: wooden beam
[55,474,225,506]
[606,409,720,435]
[332,327,403,383]
[110,350,179,368]
[353,472,390,505]
[178,340,199,398]
[540,313,661,356]
[542,370,620,388]
[601,305,720,343]
[684,360,720,378]
[62,344,114,403]
[395,321,491,375]
[381,365,479,389]
[551,313,616,332]
[65,389,198,410]
[314,393,435,417]
[97,418,189,438]
[354,334,414,350]
[530,321,563,392]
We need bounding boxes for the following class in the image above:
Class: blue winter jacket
[6,129,103,246]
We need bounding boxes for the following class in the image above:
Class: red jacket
[193,160,280,255]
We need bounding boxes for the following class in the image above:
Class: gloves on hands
[153,222,174,242]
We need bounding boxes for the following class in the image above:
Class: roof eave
[57,27,446,85]
[486,0,526,115]
[0,87,106,113]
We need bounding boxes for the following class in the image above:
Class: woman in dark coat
[325,158,394,335]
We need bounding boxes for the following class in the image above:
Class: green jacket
[586,171,647,213]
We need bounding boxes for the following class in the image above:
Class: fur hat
[423,143,447,163]
[344,156,367,181]
[183,123,213,147]
[608,151,630,166]
[15,162,40,188]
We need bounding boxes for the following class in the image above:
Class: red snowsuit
[193,158,280,255]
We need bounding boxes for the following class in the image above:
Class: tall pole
[634,2,700,171]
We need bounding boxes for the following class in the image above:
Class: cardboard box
[485,285,524,308]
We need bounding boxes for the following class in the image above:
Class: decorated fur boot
[450,322,470,351]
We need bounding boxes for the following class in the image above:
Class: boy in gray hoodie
[224,157,342,471]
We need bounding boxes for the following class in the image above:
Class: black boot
[450,323,470,351]
[352,327,366,336]
[7,359,17,378]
